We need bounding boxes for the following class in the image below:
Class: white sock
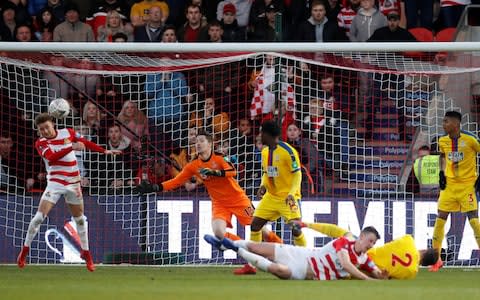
[238,248,273,272]
[74,215,89,251]
[24,212,45,247]
[233,240,249,250]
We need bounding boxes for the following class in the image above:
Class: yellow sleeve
[472,136,480,153]
[288,169,301,195]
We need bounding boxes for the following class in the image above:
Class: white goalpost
[1,41,480,266]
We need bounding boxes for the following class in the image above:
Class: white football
[48,98,70,119]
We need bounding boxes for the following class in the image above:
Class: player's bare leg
[18,200,55,269]
[430,210,449,272]
[234,217,268,275]
[69,203,95,272]
[223,238,291,279]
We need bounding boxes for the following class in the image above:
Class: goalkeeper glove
[199,168,222,177]
[135,180,163,194]
[439,171,446,190]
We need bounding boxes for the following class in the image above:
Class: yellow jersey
[130,1,169,23]
[439,130,480,183]
[261,141,302,200]
[367,235,419,279]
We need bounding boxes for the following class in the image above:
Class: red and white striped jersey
[441,0,471,7]
[337,7,357,32]
[35,128,106,186]
[307,237,376,280]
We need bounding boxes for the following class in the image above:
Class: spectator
[145,66,190,144]
[327,0,341,22]
[68,58,101,101]
[207,20,223,42]
[367,11,417,41]
[216,0,253,27]
[190,97,230,134]
[14,24,36,42]
[337,0,360,38]
[249,3,280,41]
[133,5,164,42]
[296,0,347,42]
[176,4,208,42]
[5,0,30,26]
[0,4,17,41]
[249,0,283,27]
[160,24,177,42]
[377,0,401,17]
[82,101,104,138]
[440,0,470,28]
[0,131,16,192]
[169,127,200,192]
[248,54,292,120]
[86,0,131,37]
[413,145,440,193]
[220,2,246,42]
[34,7,58,41]
[403,0,433,29]
[349,0,387,41]
[112,31,128,42]
[130,0,169,27]
[88,124,134,195]
[45,0,66,22]
[97,10,134,42]
[136,158,170,186]
[43,55,69,100]
[117,100,149,153]
[237,118,253,143]
[53,4,95,42]
[28,0,48,18]
[286,122,321,194]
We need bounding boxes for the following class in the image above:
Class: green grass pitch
[1,265,480,300]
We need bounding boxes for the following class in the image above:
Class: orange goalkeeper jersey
[162,152,251,207]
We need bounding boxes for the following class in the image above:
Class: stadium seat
[404,28,434,59]
[408,28,434,42]
[435,28,457,42]
[434,28,457,63]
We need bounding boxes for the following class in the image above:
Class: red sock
[224,232,241,241]
[265,231,283,243]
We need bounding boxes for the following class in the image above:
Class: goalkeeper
[136,129,281,249]
[292,221,438,279]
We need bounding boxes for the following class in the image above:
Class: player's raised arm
[199,155,237,178]
[67,128,120,155]
[35,140,73,163]
[136,163,195,194]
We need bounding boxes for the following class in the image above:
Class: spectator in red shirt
[177,4,208,42]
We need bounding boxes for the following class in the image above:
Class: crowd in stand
[0,0,476,196]
[0,0,476,43]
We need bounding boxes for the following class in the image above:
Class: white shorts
[41,181,83,205]
[274,244,310,280]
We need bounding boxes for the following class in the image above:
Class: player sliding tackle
[292,221,438,279]
[206,226,387,280]
[429,111,480,272]
[136,129,282,271]
[17,113,121,272]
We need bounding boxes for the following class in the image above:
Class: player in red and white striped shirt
[206,226,388,280]
[17,113,121,272]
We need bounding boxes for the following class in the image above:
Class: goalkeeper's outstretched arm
[136,163,195,194]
